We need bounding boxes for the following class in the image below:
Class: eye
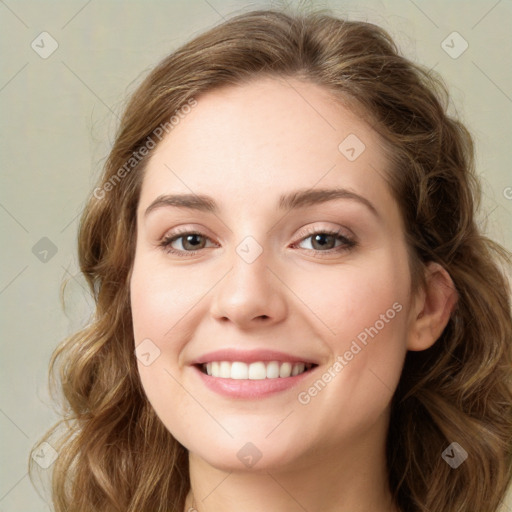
[159,230,216,256]
[293,227,357,256]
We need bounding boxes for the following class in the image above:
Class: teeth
[219,361,231,378]
[291,363,305,376]
[279,362,292,378]
[266,361,280,378]
[248,362,266,380]
[231,362,249,380]
[202,361,313,379]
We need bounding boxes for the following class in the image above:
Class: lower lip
[193,365,316,399]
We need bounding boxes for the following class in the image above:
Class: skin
[130,76,456,512]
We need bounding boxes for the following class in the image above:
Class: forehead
[139,77,393,215]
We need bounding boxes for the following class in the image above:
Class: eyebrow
[144,187,379,218]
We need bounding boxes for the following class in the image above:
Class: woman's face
[130,77,417,472]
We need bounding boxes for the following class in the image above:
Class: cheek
[290,252,409,352]
[129,254,205,433]
[290,254,410,439]
[130,254,211,345]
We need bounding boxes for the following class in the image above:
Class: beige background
[0,0,511,510]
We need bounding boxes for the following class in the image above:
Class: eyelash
[159,226,357,258]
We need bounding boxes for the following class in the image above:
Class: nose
[209,248,288,329]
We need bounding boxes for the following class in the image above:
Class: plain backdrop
[1,1,511,510]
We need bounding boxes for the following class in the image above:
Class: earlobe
[407,262,458,351]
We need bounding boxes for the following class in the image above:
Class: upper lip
[190,349,319,366]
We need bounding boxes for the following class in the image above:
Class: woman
[29,7,512,512]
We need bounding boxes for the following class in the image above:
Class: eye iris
[183,234,205,250]
[311,233,335,250]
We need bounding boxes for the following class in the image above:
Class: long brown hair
[29,6,512,511]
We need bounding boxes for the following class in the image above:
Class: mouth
[190,349,320,398]
[197,361,317,379]
[192,360,319,399]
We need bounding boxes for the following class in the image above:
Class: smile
[201,361,316,379]
[191,349,320,398]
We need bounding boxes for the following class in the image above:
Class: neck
[184,411,398,512]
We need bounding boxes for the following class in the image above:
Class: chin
[182,426,312,473]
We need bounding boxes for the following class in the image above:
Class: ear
[407,261,458,351]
